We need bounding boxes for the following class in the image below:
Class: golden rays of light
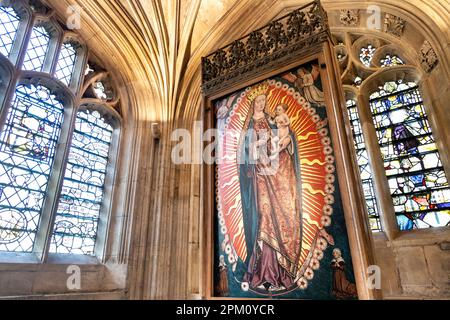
[217,81,329,269]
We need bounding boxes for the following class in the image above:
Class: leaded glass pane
[22,26,50,71]
[360,45,376,67]
[346,99,382,232]
[50,110,113,255]
[55,43,77,86]
[369,81,450,230]
[0,6,20,58]
[0,85,64,252]
[380,54,404,67]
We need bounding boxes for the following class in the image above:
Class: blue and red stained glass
[369,81,450,230]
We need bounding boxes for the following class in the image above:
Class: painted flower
[241,282,250,291]
[325,155,335,164]
[228,253,236,264]
[321,215,332,227]
[304,268,314,280]
[323,204,333,216]
[307,107,316,116]
[297,277,308,290]
[310,258,320,270]
[304,102,311,109]
[317,237,328,250]
[221,225,228,235]
[326,174,335,184]
[321,137,331,146]
[294,92,301,100]
[298,97,306,105]
[314,249,324,260]
[282,84,289,90]
[319,128,329,137]
[323,146,333,156]
[325,194,335,205]
[325,184,335,194]
[288,88,295,95]
[275,81,283,88]
[225,244,232,255]
[269,79,276,86]
[312,114,321,123]
[325,163,335,173]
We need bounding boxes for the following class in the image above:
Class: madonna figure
[237,82,303,292]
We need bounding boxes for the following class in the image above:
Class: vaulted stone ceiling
[44,0,450,127]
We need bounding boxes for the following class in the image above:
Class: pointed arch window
[50,110,115,255]
[22,25,50,71]
[0,1,121,259]
[369,81,450,230]
[0,84,64,252]
[335,31,450,234]
[0,6,20,58]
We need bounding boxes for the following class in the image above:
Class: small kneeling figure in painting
[330,248,358,299]
[216,255,229,297]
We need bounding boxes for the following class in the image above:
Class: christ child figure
[270,104,292,159]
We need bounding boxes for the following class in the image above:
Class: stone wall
[374,231,450,299]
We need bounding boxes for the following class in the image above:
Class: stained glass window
[0,84,64,252]
[369,81,450,230]
[380,54,404,67]
[346,99,382,232]
[55,43,77,86]
[360,45,376,67]
[50,110,113,255]
[0,6,20,58]
[22,25,50,71]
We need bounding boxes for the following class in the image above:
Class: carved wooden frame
[201,0,379,300]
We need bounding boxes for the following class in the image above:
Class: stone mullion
[357,92,399,240]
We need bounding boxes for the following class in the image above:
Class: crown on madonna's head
[247,81,269,102]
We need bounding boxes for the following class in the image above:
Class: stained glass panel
[380,54,404,67]
[369,81,450,230]
[360,45,376,67]
[0,85,64,252]
[22,26,50,71]
[0,6,20,58]
[346,99,382,232]
[50,110,113,255]
[55,43,77,86]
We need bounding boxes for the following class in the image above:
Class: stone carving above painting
[201,0,329,95]
[419,40,439,73]
[383,14,406,37]
[339,9,359,27]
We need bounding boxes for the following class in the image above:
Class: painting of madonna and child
[213,61,358,300]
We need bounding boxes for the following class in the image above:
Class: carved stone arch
[78,100,122,130]
[81,72,120,109]
[359,65,423,97]
[342,84,358,101]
